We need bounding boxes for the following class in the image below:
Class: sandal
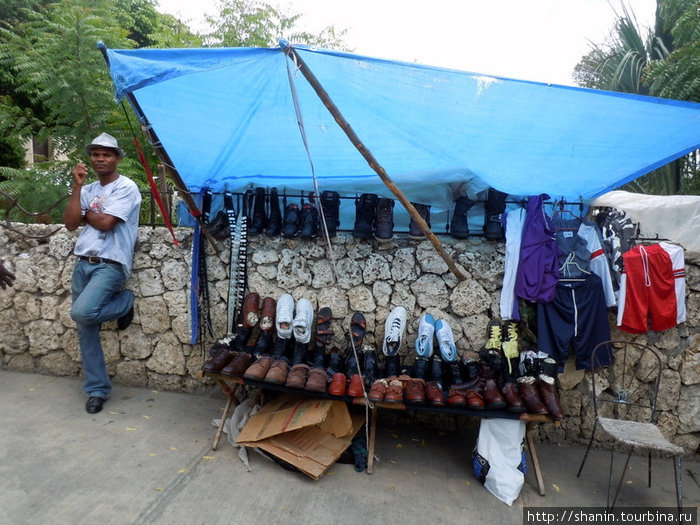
[315,306,334,345]
[349,312,366,349]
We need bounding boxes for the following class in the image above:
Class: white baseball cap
[85,132,124,157]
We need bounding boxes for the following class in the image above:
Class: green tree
[204,0,348,48]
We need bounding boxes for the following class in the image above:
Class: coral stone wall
[1,223,698,453]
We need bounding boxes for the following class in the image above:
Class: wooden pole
[282,44,466,281]
[157,164,171,222]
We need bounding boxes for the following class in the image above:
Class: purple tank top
[514,194,560,303]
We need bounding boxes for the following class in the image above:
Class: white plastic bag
[472,418,526,505]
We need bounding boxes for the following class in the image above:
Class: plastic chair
[576,340,684,510]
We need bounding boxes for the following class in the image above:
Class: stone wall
[1,223,698,453]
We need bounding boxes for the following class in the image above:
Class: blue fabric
[71,260,133,398]
[103,43,700,206]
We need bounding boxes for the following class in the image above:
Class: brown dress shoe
[404,379,425,404]
[502,381,526,413]
[221,352,252,377]
[264,359,288,384]
[259,297,276,332]
[328,373,347,396]
[465,389,485,410]
[448,385,467,406]
[285,363,310,389]
[384,379,404,403]
[242,292,260,328]
[483,378,507,410]
[347,374,364,397]
[538,375,564,420]
[368,379,388,402]
[425,381,445,406]
[305,367,328,393]
[243,356,271,380]
[202,345,233,373]
[517,376,548,415]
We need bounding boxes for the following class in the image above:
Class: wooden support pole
[282,43,466,281]
[157,164,171,221]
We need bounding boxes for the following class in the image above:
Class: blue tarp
[104,44,700,210]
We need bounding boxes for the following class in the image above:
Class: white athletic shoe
[383,306,407,356]
[435,319,457,362]
[276,294,295,339]
[292,298,314,344]
[415,313,435,358]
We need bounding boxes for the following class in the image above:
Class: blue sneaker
[435,319,457,362]
[415,313,435,358]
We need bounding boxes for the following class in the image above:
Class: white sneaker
[415,313,435,358]
[276,294,295,339]
[383,306,407,356]
[292,298,314,344]
[435,319,457,362]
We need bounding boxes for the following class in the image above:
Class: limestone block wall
[0,223,698,453]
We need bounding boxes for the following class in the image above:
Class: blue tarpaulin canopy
[103,43,700,211]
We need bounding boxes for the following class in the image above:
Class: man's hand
[0,259,15,290]
[72,162,88,187]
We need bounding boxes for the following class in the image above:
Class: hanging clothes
[500,206,527,320]
[514,194,560,303]
[617,242,686,333]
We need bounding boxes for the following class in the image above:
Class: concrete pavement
[0,370,697,525]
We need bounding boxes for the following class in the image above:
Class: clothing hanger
[559,252,591,282]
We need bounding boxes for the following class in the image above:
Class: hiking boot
[259,297,276,332]
[435,319,457,362]
[282,202,301,238]
[408,202,431,239]
[404,378,425,404]
[538,374,564,420]
[368,379,388,402]
[307,344,327,369]
[300,202,319,239]
[517,375,548,415]
[207,210,229,240]
[384,379,403,403]
[446,360,463,387]
[502,380,526,413]
[483,187,507,240]
[483,378,507,410]
[384,354,401,379]
[202,344,234,373]
[383,306,407,356]
[270,335,293,361]
[221,351,253,377]
[290,340,308,366]
[243,356,271,380]
[326,347,344,377]
[285,363,310,389]
[362,346,378,389]
[485,319,502,351]
[540,357,559,377]
[450,196,475,239]
[374,197,394,240]
[412,356,429,380]
[479,349,503,380]
[429,355,443,383]
[292,298,314,344]
[415,313,435,358]
[353,193,377,240]
[242,292,260,328]
[276,294,295,340]
[253,330,273,356]
[248,187,267,235]
[320,190,340,237]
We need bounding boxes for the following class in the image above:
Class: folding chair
[576,340,684,510]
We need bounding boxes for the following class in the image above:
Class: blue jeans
[71,260,133,399]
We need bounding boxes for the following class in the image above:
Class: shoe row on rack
[202,294,564,420]
[207,187,509,241]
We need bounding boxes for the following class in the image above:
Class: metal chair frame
[576,340,683,511]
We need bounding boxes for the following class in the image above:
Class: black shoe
[384,354,401,378]
[86,396,105,414]
[300,202,319,239]
[353,193,377,240]
[450,196,475,239]
[363,348,378,389]
[282,203,301,238]
[483,188,508,241]
[320,191,340,237]
[265,187,281,237]
[408,202,431,239]
[117,306,134,330]
[249,187,267,235]
[374,198,394,240]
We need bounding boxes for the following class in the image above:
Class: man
[63,133,142,414]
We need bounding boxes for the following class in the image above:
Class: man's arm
[63,163,87,231]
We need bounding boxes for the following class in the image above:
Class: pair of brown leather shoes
[368,378,403,403]
[517,375,564,419]
[404,378,425,404]
[221,352,252,377]
[201,342,234,373]
[447,382,484,409]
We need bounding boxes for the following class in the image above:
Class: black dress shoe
[117,306,134,330]
[86,396,105,414]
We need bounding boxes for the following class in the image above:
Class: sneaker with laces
[292,298,314,344]
[485,319,502,351]
[435,319,457,362]
[382,306,407,356]
[415,313,435,358]
[276,294,295,339]
[501,320,519,360]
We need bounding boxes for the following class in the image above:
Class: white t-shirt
[73,175,142,275]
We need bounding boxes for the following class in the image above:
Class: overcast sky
[156,0,658,86]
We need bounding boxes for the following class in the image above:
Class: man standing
[63,133,142,414]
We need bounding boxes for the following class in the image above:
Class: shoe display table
[203,371,559,496]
